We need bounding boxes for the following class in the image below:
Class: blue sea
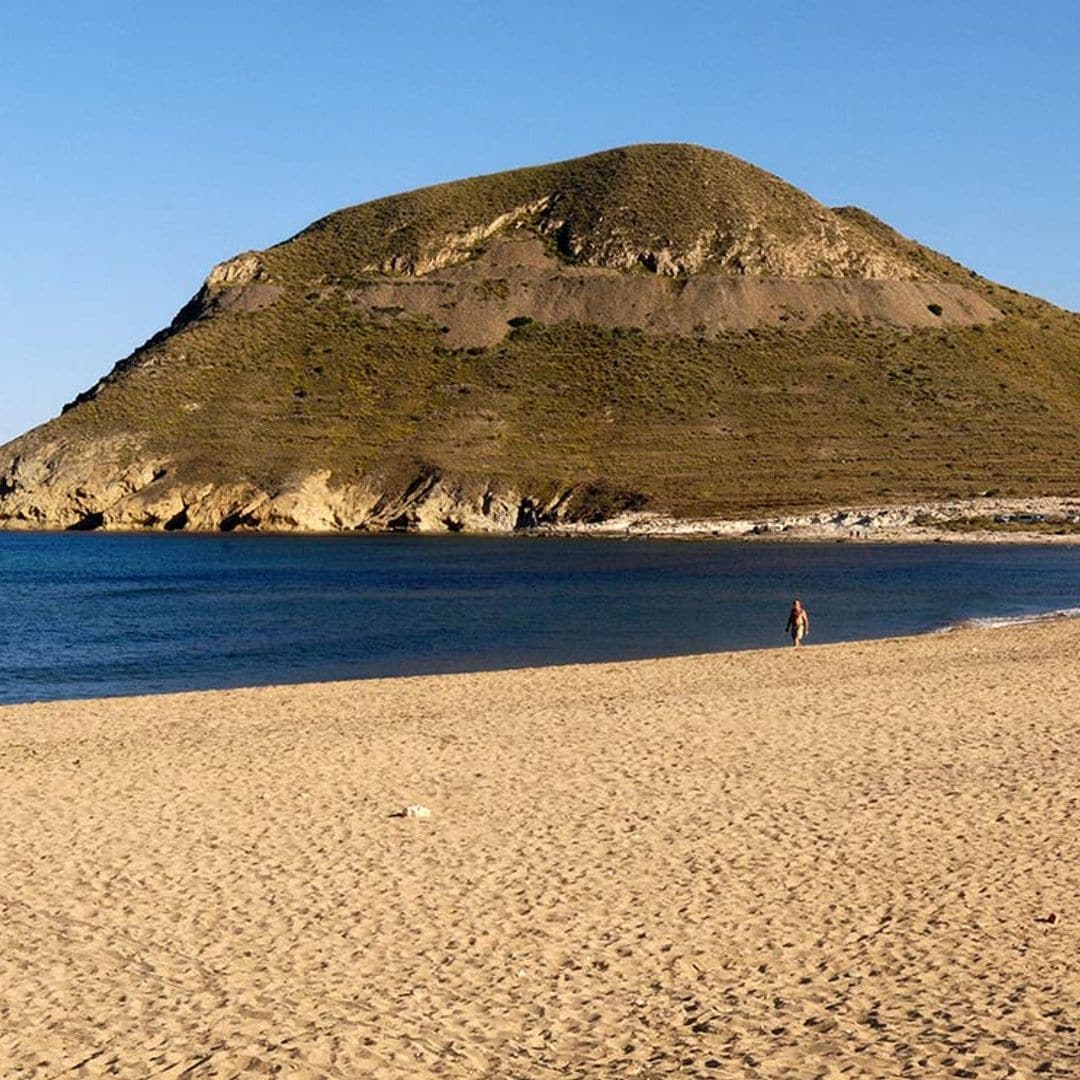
[1,532,1078,705]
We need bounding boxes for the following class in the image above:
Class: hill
[2,143,1079,532]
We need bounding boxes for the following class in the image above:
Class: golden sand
[1,622,1077,1078]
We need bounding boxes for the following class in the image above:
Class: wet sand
[1,622,1077,1078]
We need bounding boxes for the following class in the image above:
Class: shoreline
[5,605,1080,712]
[3,494,1080,543]
[2,619,1077,1077]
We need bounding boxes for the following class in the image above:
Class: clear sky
[2,0,1077,444]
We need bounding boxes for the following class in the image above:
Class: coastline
[544,494,1080,544]
[2,620,1077,1077]
[3,494,1080,543]
[4,601,1080,710]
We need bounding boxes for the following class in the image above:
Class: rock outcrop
[343,236,1001,350]
[0,441,608,534]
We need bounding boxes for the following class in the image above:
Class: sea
[1,532,1078,705]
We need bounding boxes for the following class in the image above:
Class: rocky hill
[2,143,1079,532]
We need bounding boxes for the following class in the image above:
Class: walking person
[785,598,809,647]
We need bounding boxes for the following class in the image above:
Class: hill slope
[2,143,1079,532]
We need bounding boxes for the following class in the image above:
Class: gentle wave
[937,607,1080,633]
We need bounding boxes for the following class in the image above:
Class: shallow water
[1,532,1078,704]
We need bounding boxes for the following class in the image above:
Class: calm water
[1,532,1078,705]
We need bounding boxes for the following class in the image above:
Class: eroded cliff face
[0,434,613,534]
[0,437,170,530]
[340,236,1001,350]
[349,195,922,282]
[6,434,1077,543]
[154,233,1005,353]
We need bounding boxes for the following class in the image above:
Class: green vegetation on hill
[832,205,1061,318]
[4,143,1080,527]
[267,143,920,280]
[50,292,1080,518]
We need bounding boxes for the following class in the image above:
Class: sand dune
[1,622,1077,1078]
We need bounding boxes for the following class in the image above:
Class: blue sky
[2,0,1077,444]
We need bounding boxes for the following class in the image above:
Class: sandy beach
[1,622,1077,1078]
